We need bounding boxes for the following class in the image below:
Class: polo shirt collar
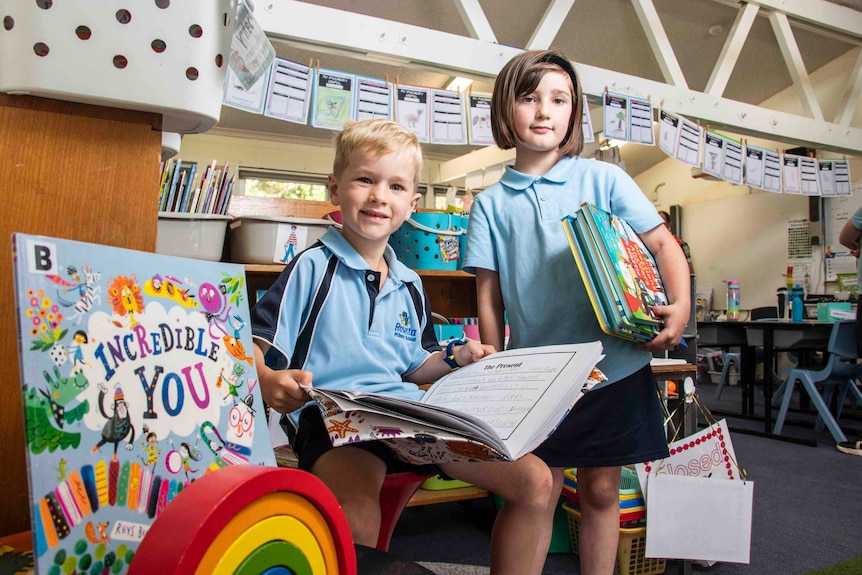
[499,155,577,190]
[320,227,419,285]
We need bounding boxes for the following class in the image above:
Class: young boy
[251,119,558,574]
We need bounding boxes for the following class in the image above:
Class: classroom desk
[697,320,833,444]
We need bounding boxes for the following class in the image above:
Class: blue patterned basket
[390,211,466,270]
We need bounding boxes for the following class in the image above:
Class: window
[432,187,474,211]
[239,169,328,201]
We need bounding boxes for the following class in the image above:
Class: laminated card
[11,233,275,574]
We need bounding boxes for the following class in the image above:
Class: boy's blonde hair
[490,50,584,157]
[332,119,424,185]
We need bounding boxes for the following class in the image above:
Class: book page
[421,343,603,458]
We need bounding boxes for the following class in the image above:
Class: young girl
[463,50,690,574]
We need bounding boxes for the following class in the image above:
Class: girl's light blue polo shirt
[251,227,438,427]
[463,155,663,384]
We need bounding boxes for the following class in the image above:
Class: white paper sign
[645,474,753,563]
[636,419,742,499]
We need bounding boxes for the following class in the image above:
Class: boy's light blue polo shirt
[251,227,438,428]
[463,155,663,384]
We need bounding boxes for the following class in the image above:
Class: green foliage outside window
[244,179,327,201]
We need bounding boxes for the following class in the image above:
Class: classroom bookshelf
[229,196,480,319]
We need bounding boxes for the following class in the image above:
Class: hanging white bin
[0,0,239,133]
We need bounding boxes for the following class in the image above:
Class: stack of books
[563,203,667,342]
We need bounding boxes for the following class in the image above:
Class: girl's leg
[311,446,387,547]
[575,466,622,575]
[441,454,557,575]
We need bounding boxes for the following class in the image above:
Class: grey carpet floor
[388,380,862,574]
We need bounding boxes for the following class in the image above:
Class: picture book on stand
[11,233,275,575]
[303,342,606,464]
[563,203,668,342]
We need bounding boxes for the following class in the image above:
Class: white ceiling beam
[705,2,759,98]
[526,0,577,51]
[630,0,688,88]
[729,0,862,39]
[452,0,497,43]
[437,145,516,184]
[768,11,824,122]
[257,1,862,155]
[837,48,862,127]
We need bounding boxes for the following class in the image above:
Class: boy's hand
[260,368,313,413]
[454,340,497,367]
[640,301,688,353]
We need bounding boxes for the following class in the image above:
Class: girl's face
[512,70,573,156]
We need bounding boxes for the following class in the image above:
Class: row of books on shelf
[158,158,236,215]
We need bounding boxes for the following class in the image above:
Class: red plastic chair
[377,471,432,551]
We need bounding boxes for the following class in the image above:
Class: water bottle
[790,286,804,323]
[724,279,740,321]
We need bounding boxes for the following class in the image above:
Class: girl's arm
[638,224,691,352]
[475,268,506,351]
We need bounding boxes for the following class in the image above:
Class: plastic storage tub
[565,503,666,575]
[156,212,231,261]
[229,216,333,264]
[389,211,465,271]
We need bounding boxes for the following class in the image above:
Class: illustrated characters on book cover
[595,207,667,323]
[12,234,275,574]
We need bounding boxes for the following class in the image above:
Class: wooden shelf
[243,264,478,319]
[406,486,490,507]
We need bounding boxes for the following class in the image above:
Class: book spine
[157,159,174,212]
[164,158,183,213]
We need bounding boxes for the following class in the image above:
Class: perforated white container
[0,0,238,133]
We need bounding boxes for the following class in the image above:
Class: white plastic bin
[229,216,334,264]
[156,212,231,261]
[0,0,238,133]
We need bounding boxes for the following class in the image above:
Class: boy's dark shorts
[283,406,441,477]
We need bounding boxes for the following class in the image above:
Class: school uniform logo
[393,311,417,342]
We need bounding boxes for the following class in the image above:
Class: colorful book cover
[564,216,649,343]
[11,233,275,574]
[563,204,668,342]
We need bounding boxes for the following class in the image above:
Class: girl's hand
[454,340,497,367]
[640,301,688,353]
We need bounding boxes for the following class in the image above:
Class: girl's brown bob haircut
[490,50,584,157]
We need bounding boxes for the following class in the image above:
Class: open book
[563,203,668,343]
[304,342,605,464]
